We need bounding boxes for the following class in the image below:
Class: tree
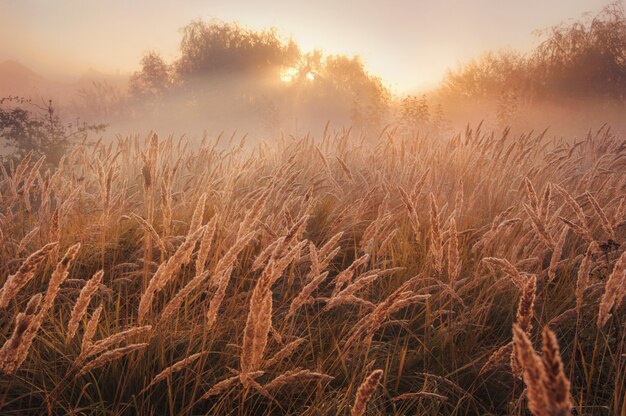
[175,20,300,82]
[129,52,172,100]
[127,19,391,132]
[440,3,626,103]
[0,97,106,165]
[441,50,528,99]
[399,94,430,130]
[532,2,626,100]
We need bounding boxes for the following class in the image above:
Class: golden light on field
[2,1,626,415]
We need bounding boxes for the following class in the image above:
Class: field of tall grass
[0,125,624,415]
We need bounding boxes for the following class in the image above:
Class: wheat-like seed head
[429,193,443,274]
[141,351,205,393]
[0,242,58,308]
[76,343,148,378]
[597,250,626,328]
[67,270,104,342]
[511,275,536,377]
[448,218,460,284]
[350,369,383,416]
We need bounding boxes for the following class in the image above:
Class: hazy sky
[0,0,617,93]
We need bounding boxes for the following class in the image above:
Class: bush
[0,97,106,165]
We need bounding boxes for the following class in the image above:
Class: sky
[0,0,617,93]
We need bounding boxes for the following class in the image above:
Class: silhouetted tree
[75,81,127,120]
[441,50,528,99]
[0,97,106,165]
[176,20,300,82]
[129,52,172,100]
[128,20,391,131]
[399,94,430,129]
[532,2,626,100]
[441,3,626,103]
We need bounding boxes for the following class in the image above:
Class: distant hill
[0,60,128,103]
[0,60,66,99]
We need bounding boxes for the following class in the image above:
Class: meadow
[0,125,624,415]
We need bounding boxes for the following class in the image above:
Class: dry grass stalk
[67,270,104,342]
[350,369,383,416]
[576,241,598,311]
[130,213,166,254]
[159,167,173,235]
[511,275,537,377]
[347,284,430,349]
[524,177,540,214]
[307,242,321,277]
[554,185,593,242]
[392,391,448,402]
[159,271,209,323]
[80,325,152,361]
[597,250,626,328]
[512,324,549,414]
[189,192,207,233]
[251,238,283,272]
[540,328,572,414]
[332,254,370,296]
[548,227,568,282]
[81,305,103,355]
[523,204,555,248]
[240,240,305,375]
[206,231,257,329]
[429,193,443,274]
[212,230,257,279]
[142,351,205,392]
[33,241,80,315]
[318,231,344,262]
[195,214,218,275]
[454,181,464,218]
[0,242,58,308]
[0,294,42,373]
[325,295,375,310]
[0,243,80,373]
[336,156,354,181]
[479,342,513,375]
[512,325,572,416]
[482,257,526,290]
[264,338,305,369]
[539,183,552,223]
[328,270,382,310]
[448,218,460,284]
[201,371,264,399]
[238,185,273,238]
[398,186,420,240]
[264,369,333,391]
[287,272,329,318]
[138,225,206,323]
[613,196,625,228]
[76,343,148,378]
[585,191,615,240]
[16,226,40,255]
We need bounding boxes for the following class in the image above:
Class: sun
[280,67,299,83]
[280,66,316,83]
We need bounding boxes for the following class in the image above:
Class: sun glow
[280,67,298,83]
[280,66,315,83]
